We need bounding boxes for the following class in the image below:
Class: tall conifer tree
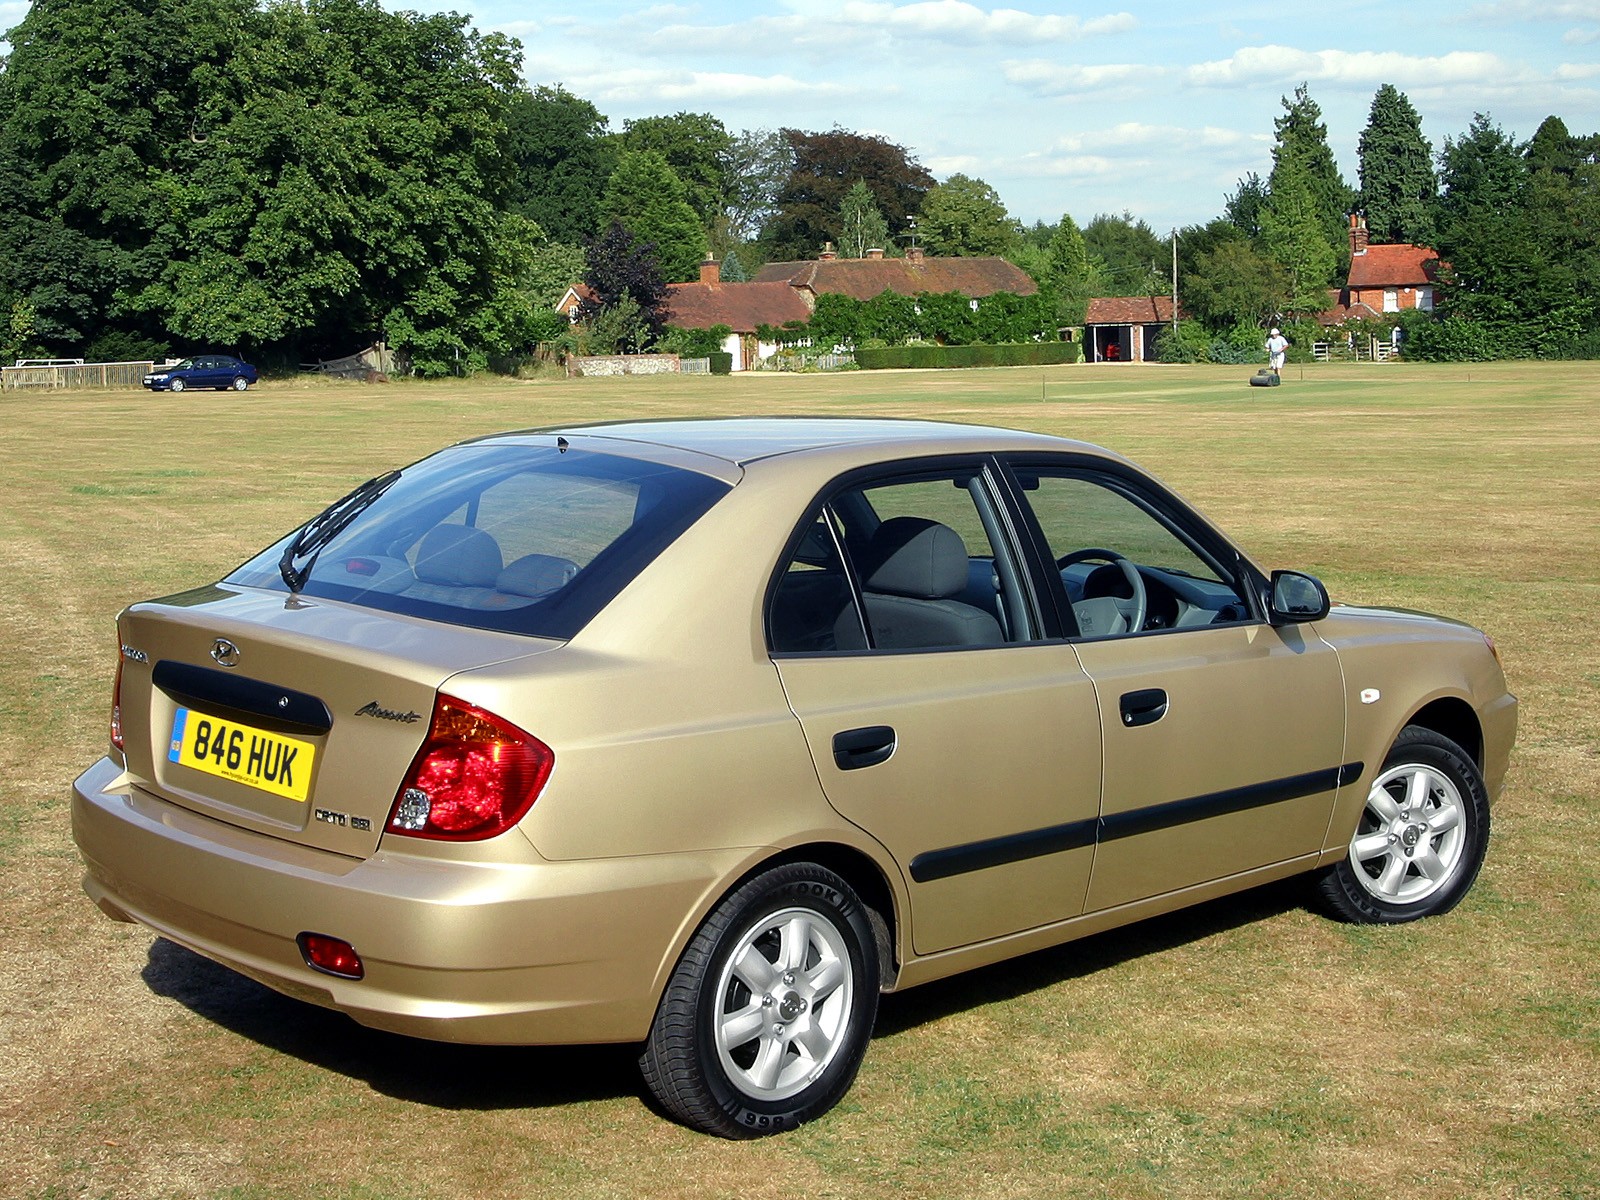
[1358,85,1437,246]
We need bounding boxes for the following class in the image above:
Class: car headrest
[413,525,503,588]
[496,553,579,599]
[859,517,970,600]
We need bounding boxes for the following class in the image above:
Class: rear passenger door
[770,460,1103,955]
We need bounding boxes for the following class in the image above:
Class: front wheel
[639,862,880,1138]
[1316,726,1489,923]
[168,377,185,392]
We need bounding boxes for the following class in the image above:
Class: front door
[1008,464,1347,911]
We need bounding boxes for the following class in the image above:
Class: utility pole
[1170,228,1178,331]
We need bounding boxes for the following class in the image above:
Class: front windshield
[227,441,731,639]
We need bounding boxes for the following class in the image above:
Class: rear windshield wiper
[279,469,402,593]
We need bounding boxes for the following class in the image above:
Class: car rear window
[226,442,732,639]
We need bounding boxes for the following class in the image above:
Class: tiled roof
[1348,243,1440,288]
[1083,295,1178,325]
[663,281,812,332]
[754,256,1038,300]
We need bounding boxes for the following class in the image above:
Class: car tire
[639,862,880,1138]
[169,377,185,392]
[232,376,250,391]
[1316,726,1489,924]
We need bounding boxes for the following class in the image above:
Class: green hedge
[708,351,733,375]
[854,341,1082,370]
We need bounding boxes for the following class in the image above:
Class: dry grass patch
[2,361,1597,1198]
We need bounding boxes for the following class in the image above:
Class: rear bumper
[72,755,740,1045]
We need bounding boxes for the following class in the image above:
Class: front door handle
[1119,688,1168,728]
[832,725,897,770]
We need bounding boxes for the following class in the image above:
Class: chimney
[905,245,925,265]
[866,247,884,259]
[698,255,720,286]
[819,241,837,261]
[1350,213,1369,256]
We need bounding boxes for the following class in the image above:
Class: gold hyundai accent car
[73,418,1516,1137]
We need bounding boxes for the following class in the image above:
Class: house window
[1416,287,1434,312]
[1383,289,1399,313]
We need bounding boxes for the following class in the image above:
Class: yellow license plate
[168,707,316,803]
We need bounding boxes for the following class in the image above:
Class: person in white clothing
[1266,328,1288,375]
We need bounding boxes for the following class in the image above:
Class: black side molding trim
[153,660,333,735]
[906,762,1364,884]
[909,818,1098,883]
[1099,762,1365,843]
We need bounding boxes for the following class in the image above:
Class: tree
[1437,112,1526,227]
[719,247,748,282]
[506,86,614,244]
[579,221,670,344]
[1260,148,1338,312]
[1421,113,1590,357]
[1224,173,1268,239]
[917,174,1017,257]
[1271,84,1352,262]
[720,128,792,248]
[1082,212,1165,296]
[0,0,256,350]
[1182,240,1290,329]
[765,128,935,261]
[1358,85,1436,245]
[837,180,892,258]
[599,150,707,282]
[617,113,731,228]
[1044,213,1091,324]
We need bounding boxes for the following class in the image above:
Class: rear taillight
[385,695,553,841]
[111,654,125,752]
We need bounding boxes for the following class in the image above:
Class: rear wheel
[231,376,250,391]
[169,377,185,392]
[1317,726,1489,923]
[639,862,880,1138]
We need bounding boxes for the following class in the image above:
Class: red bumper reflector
[298,932,364,979]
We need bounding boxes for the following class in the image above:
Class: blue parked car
[143,355,259,392]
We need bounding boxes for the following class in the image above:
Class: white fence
[2,361,153,390]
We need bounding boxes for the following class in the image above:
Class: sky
[431,0,1600,232]
[4,0,1597,233]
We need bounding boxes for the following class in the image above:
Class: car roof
[471,417,1106,469]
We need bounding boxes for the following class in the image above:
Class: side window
[769,468,1035,653]
[1018,472,1252,638]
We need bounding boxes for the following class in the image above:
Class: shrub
[856,342,1081,370]
[708,351,733,375]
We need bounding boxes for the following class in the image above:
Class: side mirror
[1269,570,1330,624]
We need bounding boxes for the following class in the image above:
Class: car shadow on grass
[874,879,1308,1037]
[141,939,640,1111]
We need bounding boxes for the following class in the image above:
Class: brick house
[1343,214,1439,316]
[660,259,813,371]
[562,245,1042,371]
[1082,295,1178,363]
[754,244,1038,303]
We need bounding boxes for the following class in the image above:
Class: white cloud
[1002,60,1153,96]
[1564,26,1600,42]
[837,1,1135,42]
[1186,45,1510,88]
[1554,61,1600,79]
[551,67,866,104]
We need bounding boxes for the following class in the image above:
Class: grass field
[2,361,1597,1199]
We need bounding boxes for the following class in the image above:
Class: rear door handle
[1119,688,1168,728]
[832,725,897,770]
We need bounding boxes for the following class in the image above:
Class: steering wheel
[1056,548,1147,634]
